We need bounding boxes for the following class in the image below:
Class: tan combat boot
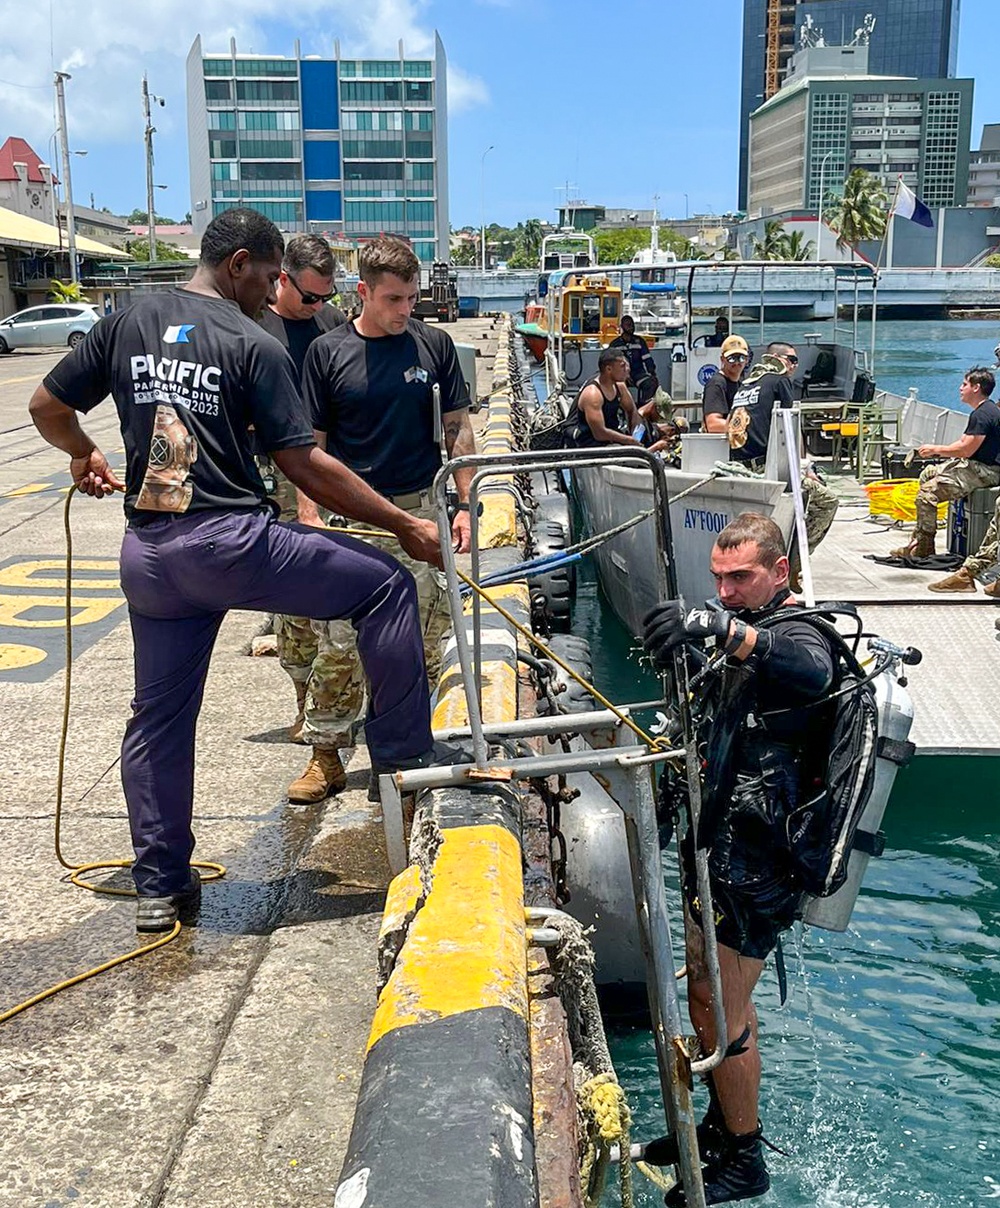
[288,681,308,743]
[984,580,1000,598]
[890,532,936,559]
[928,567,977,593]
[287,747,348,803]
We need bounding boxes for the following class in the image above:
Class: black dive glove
[642,601,734,668]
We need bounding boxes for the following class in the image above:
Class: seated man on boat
[888,367,1000,560]
[728,342,839,560]
[571,348,661,449]
[608,314,660,406]
[642,513,838,1205]
[704,314,731,348]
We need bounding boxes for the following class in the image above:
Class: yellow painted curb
[367,824,527,1051]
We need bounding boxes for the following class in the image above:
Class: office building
[747,44,972,216]
[186,34,449,261]
[968,124,1000,207]
[739,0,960,208]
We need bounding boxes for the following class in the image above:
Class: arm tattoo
[444,410,476,458]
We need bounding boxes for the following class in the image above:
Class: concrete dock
[0,318,500,1207]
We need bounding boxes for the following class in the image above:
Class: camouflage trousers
[914,458,1000,538]
[802,474,839,553]
[964,492,1000,578]
[276,497,451,748]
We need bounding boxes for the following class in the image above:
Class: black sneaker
[135,871,202,933]
[368,740,475,801]
[665,1126,770,1206]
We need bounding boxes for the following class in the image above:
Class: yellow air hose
[0,485,225,1026]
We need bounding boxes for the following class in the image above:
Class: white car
[0,303,100,353]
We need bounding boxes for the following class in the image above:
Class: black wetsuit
[683,592,836,958]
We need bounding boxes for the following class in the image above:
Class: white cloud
[0,0,486,157]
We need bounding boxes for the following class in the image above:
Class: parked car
[0,303,99,353]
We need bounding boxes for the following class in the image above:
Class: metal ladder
[376,444,730,1208]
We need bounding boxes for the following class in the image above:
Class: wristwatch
[453,501,484,515]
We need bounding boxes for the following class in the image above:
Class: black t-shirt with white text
[258,303,346,381]
[43,289,314,517]
[303,319,470,496]
[727,372,795,463]
[701,372,741,424]
[964,398,1000,465]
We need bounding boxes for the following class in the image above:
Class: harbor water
[546,319,1000,1205]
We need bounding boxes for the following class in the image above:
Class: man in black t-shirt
[300,236,475,771]
[27,208,460,933]
[608,314,659,405]
[702,334,749,433]
[891,366,1000,558]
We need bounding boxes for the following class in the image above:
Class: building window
[403,61,432,78]
[205,80,232,102]
[235,80,299,103]
[406,111,433,131]
[238,138,300,159]
[209,137,238,158]
[203,59,232,77]
[405,134,433,158]
[209,112,236,131]
[234,58,298,77]
[342,138,404,158]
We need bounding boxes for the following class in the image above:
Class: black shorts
[689,879,799,961]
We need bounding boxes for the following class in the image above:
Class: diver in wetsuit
[643,512,836,1206]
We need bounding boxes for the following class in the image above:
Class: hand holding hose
[69,449,125,497]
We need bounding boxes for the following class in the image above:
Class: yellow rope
[578,1073,634,1208]
[457,567,669,753]
[0,486,226,1027]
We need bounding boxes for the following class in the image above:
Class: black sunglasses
[724,353,748,363]
[287,274,334,306]
[784,354,799,364]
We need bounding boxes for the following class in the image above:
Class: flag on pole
[894,180,934,228]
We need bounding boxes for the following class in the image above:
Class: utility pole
[54,72,78,286]
[143,74,164,263]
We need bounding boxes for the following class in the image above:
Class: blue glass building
[186,34,449,262]
[739,0,960,208]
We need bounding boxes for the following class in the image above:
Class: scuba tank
[800,665,915,931]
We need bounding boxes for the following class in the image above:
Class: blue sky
[0,0,994,228]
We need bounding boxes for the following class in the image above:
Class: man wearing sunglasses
[259,235,347,380]
[702,334,750,434]
[728,342,839,567]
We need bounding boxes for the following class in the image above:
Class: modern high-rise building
[186,34,449,262]
[739,0,961,208]
[747,44,972,216]
[967,125,1000,207]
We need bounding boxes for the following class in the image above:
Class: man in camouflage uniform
[292,236,476,803]
[892,367,1000,561]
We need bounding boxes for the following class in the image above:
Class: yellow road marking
[0,558,120,590]
[2,483,52,498]
[0,593,124,628]
[0,643,47,671]
[367,824,526,1050]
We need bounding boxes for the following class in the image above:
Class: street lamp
[480,144,494,273]
[817,149,834,262]
[684,193,689,219]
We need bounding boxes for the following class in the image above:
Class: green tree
[825,169,888,255]
[784,229,816,261]
[48,279,91,303]
[750,219,792,260]
[125,238,190,262]
[450,240,478,266]
[126,208,178,226]
[592,227,652,264]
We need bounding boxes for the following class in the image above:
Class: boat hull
[573,464,795,632]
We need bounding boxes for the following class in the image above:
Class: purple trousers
[118,508,432,896]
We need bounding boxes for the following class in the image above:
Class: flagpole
[873,175,901,276]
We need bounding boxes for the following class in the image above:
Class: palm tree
[48,279,91,304]
[750,219,791,260]
[784,230,816,261]
[520,217,543,263]
[824,169,888,256]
